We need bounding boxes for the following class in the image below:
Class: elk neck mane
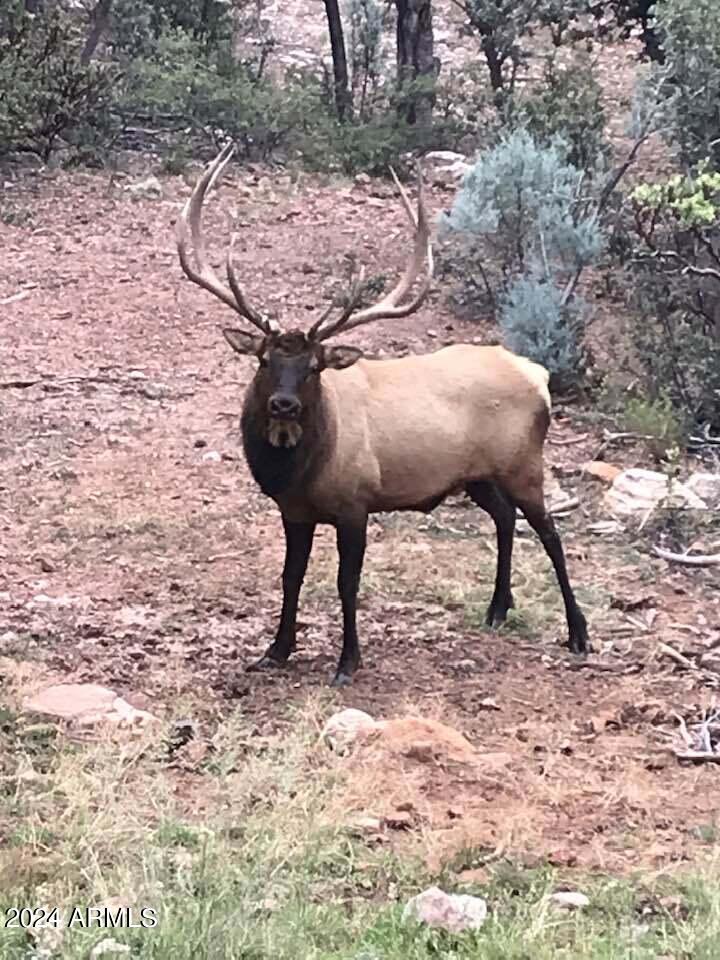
[240,375,333,499]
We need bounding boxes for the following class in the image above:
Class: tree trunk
[395,0,436,125]
[323,0,352,122]
[80,0,114,65]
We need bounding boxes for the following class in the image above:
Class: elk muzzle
[268,393,301,420]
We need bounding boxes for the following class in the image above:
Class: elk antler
[311,164,434,342]
[176,142,278,335]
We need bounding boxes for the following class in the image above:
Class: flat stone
[23,683,158,730]
[550,891,590,909]
[403,886,487,932]
[24,683,117,719]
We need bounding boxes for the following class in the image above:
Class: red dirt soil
[1,160,719,875]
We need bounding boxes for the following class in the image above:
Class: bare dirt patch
[2,161,719,881]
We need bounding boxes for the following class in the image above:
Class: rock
[549,891,590,910]
[431,161,473,186]
[582,460,622,484]
[424,150,467,164]
[403,886,487,932]
[320,708,379,752]
[126,175,163,199]
[24,683,116,718]
[544,472,576,513]
[139,382,165,400]
[383,809,414,830]
[604,468,708,517]
[23,683,157,731]
[201,450,222,463]
[347,815,383,834]
[90,939,131,958]
[423,150,472,186]
[354,172,371,185]
[686,471,720,508]
[28,924,65,957]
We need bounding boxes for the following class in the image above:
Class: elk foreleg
[249,518,315,670]
[332,520,367,687]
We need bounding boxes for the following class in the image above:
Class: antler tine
[307,266,366,340]
[389,163,418,229]
[176,142,272,335]
[227,235,279,333]
[314,163,433,342]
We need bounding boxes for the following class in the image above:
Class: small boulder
[126,175,163,199]
[549,891,590,910]
[320,708,379,752]
[90,939,131,958]
[424,150,468,164]
[686,471,720,509]
[423,150,472,186]
[24,683,116,719]
[23,683,157,731]
[582,460,622,484]
[604,468,707,517]
[403,885,488,932]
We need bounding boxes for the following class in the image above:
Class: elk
[176,143,589,687]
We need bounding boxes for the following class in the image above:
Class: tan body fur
[277,344,551,524]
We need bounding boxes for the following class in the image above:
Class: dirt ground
[1,154,719,879]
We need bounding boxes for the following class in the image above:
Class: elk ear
[323,345,363,370]
[222,328,265,356]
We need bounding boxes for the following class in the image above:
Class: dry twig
[548,433,589,446]
[652,546,720,567]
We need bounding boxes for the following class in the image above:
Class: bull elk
[176,143,589,686]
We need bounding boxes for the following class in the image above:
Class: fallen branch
[196,553,245,564]
[592,429,656,460]
[602,429,655,443]
[549,497,580,515]
[0,373,152,391]
[548,433,589,446]
[659,642,698,670]
[0,379,43,390]
[0,290,30,305]
[674,750,720,764]
[652,546,720,567]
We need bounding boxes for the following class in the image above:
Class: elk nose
[268,394,300,419]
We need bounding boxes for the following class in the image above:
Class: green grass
[2,700,720,959]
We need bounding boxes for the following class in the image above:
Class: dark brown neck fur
[240,376,331,500]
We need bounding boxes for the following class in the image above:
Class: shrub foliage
[622,168,720,430]
[441,129,604,383]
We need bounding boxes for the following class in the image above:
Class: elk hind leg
[506,473,588,654]
[466,480,516,627]
[332,520,367,687]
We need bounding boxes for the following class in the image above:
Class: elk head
[176,142,433,448]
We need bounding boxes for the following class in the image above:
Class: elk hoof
[485,608,507,629]
[330,670,354,688]
[568,635,589,656]
[246,653,287,673]
[484,594,514,628]
[568,617,589,655]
